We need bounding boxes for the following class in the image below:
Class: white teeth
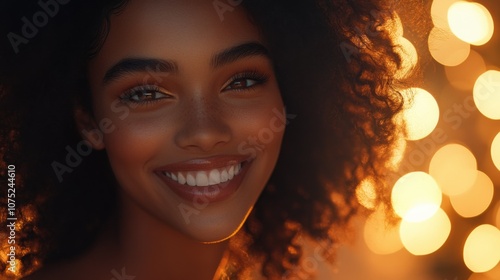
[186,174,196,186]
[196,172,209,187]
[178,173,186,184]
[220,169,229,182]
[162,162,244,187]
[208,170,221,185]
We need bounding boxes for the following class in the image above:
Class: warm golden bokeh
[448,1,494,46]
[399,208,451,256]
[363,206,403,255]
[431,0,460,29]
[428,27,471,66]
[473,70,500,120]
[429,143,478,196]
[491,132,500,171]
[463,224,500,273]
[445,50,486,90]
[395,37,418,79]
[356,177,377,210]
[391,172,442,222]
[449,171,494,218]
[401,88,440,141]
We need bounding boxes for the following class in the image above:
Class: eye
[223,71,269,92]
[119,85,172,104]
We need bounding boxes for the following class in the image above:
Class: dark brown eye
[223,71,268,92]
[120,85,171,104]
[225,78,259,90]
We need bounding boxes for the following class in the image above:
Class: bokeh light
[463,224,500,273]
[429,27,471,66]
[473,70,500,120]
[363,206,403,255]
[431,0,460,29]
[356,177,377,209]
[492,132,500,171]
[429,143,478,196]
[448,1,494,46]
[449,171,494,218]
[399,208,451,256]
[395,37,418,79]
[401,88,440,140]
[445,50,486,90]
[388,135,407,170]
[386,12,404,39]
[392,172,442,222]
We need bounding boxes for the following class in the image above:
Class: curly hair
[0,0,432,278]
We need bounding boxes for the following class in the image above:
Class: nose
[174,97,232,153]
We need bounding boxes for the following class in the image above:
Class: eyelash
[119,85,170,105]
[223,71,269,92]
[118,71,269,105]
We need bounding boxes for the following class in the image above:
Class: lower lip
[156,161,252,203]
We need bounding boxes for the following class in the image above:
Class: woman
[0,0,430,279]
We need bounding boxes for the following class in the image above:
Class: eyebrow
[211,42,269,68]
[102,41,269,85]
[103,58,178,85]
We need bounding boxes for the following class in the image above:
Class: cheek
[233,101,286,158]
[93,104,176,176]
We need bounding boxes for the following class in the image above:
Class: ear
[74,106,106,150]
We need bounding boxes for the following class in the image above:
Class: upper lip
[154,155,251,172]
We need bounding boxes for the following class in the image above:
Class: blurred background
[315,0,500,279]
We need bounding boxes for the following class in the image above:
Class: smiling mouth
[154,155,252,202]
[161,162,244,187]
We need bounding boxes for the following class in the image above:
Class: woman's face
[84,0,284,242]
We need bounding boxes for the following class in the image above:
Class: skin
[27,0,285,279]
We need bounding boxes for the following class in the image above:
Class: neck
[117,193,229,280]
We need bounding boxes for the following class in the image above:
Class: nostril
[174,119,232,152]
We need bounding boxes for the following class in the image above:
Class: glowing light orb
[395,37,418,79]
[392,172,442,222]
[363,206,403,255]
[429,27,470,66]
[400,208,451,256]
[429,144,477,196]
[386,12,404,39]
[448,1,494,46]
[450,171,494,218]
[401,88,440,140]
[492,132,500,171]
[356,177,377,209]
[388,133,407,171]
[464,224,500,273]
[473,70,500,120]
[431,0,460,29]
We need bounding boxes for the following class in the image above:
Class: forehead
[89,0,262,74]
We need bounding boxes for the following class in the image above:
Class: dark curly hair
[0,0,432,278]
